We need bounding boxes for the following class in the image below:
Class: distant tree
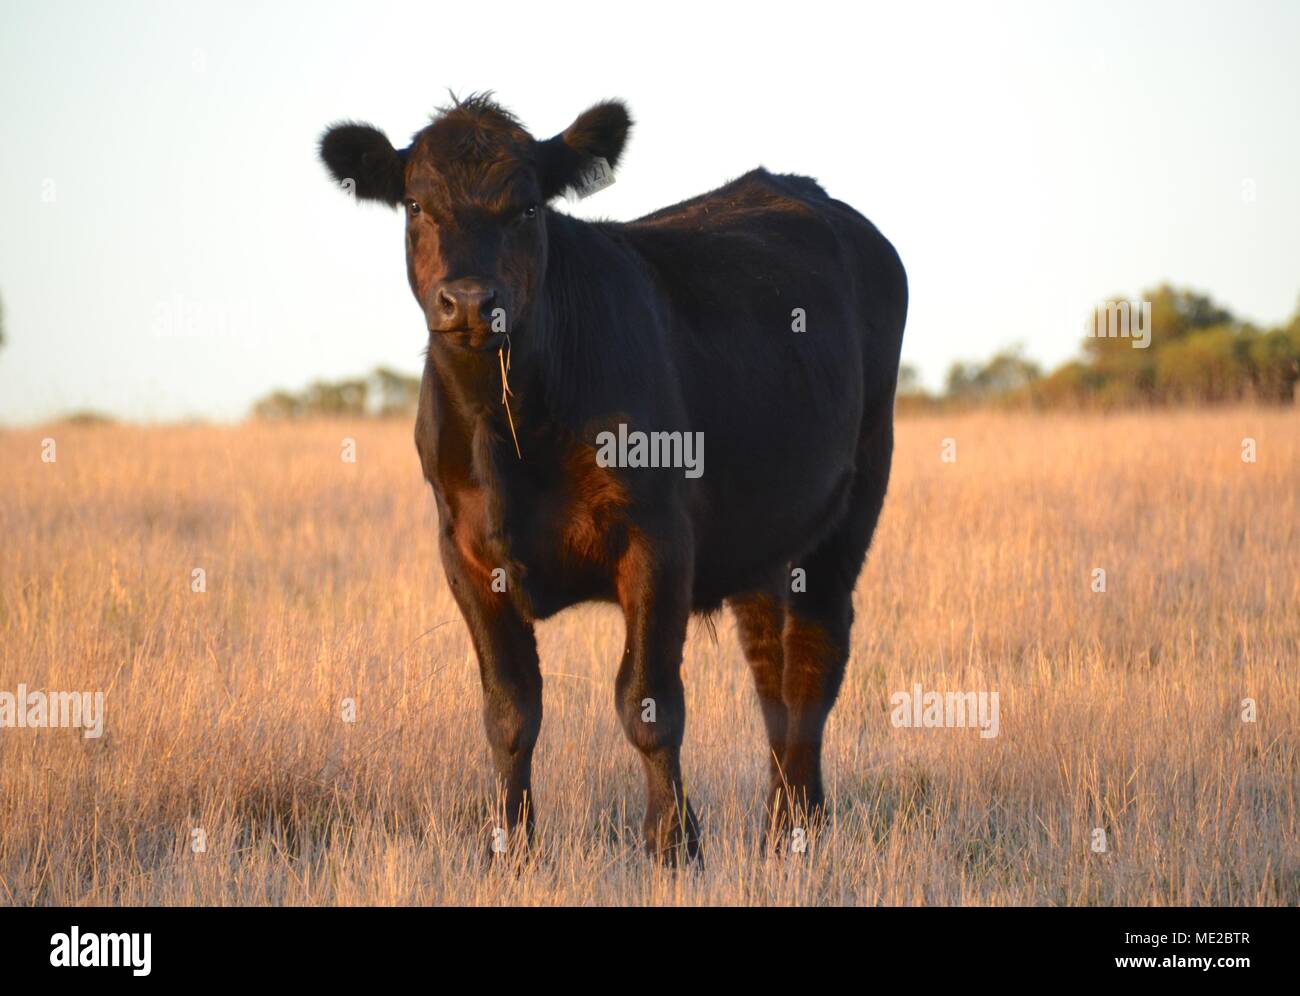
[251,367,421,419]
[1029,360,1105,408]
[1155,325,1253,403]
[58,411,115,426]
[370,367,422,415]
[1078,285,1236,403]
[896,363,925,396]
[945,345,1041,403]
[1245,323,1300,403]
[252,390,303,420]
[299,378,368,416]
[1084,284,1235,359]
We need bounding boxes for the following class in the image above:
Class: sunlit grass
[1,408,1296,905]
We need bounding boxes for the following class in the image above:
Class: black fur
[537,100,632,200]
[318,122,406,205]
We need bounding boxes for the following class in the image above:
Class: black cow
[319,95,907,862]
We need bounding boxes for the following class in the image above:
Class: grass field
[1,408,1296,906]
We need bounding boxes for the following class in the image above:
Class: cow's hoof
[482,822,534,871]
[763,785,827,854]
[644,802,703,868]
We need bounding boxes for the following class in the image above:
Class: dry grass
[1,408,1296,906]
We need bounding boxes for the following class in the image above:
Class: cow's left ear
[537,100,632,201]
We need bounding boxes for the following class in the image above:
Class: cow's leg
[728,585,789,820]
[440,534,542,854]
[780,574,852,829]
[780,415,893,830]
[615,535,700,864]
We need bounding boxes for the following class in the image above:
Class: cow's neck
[429,210,654,459]
[422,212,657,580]
[530,212,661,431]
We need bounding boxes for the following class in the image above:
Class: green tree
[1030,360,1104,408]
[1154,325,1252,403]
[1246,322,1300,403]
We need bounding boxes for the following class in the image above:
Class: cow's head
[319,95,631,352]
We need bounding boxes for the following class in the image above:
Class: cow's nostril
[432,281,503,332]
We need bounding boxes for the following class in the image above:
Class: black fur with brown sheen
[319,94,908,864]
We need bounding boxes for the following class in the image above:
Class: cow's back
[609,169,908,602]
[619,167,906,404]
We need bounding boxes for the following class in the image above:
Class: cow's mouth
[432,327,508,352]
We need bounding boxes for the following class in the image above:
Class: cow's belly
[690,449,857,605]
[684,354,866,603]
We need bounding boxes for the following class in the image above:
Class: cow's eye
[406,199,421,216]
[522,204,538,221]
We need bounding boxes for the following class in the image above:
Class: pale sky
[1,0,1297,423]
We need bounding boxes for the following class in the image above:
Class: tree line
[900,284,1300,411]
[252,367,422,419]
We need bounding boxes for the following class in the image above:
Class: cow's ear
[318,122,406,207]
[537,100,632,201]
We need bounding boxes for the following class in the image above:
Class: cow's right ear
[318,122,406,207]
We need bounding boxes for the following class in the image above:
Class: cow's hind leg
[780,416,893,830]
[728,584,789,821]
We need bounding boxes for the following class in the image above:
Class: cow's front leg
[440,535,542,855]
[615,535,701,864]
